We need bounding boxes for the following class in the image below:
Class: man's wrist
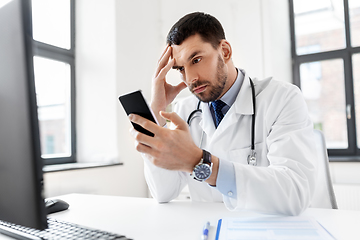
[205,155,219,186]
[150,104,166,127]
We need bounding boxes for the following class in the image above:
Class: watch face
[194,164,211,180]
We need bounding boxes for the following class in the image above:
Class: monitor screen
[0,0,47,230]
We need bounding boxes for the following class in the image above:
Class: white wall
[44,0,360,206]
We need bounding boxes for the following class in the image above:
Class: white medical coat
[143,71,317,216]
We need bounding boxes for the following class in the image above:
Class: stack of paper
[216,216,336,240]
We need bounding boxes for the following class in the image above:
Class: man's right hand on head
[151,45,186,126]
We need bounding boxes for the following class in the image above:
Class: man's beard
[189,55,227,103]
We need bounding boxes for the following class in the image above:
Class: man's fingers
[158,45,170,63]
[132,138,152,154]
[129,114,160,136]
[129,125,161,154]
[155,46,172,78]
[157,58,174,81]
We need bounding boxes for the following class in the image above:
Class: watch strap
[202,150,211,165]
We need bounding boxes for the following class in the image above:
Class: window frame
[31,0,76,165]
[289,0,360,160]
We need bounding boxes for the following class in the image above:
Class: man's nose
[185,69,198,85]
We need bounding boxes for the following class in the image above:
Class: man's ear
[220,40,232,63]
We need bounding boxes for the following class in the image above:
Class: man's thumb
[159,111,187,130]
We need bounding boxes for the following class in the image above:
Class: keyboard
[0,218,132,240]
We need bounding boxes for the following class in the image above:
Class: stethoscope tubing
[249,78,256,151]
[187,100,202,125]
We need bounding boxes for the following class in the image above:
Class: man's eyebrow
[172,65,182,70]
[172,51,202,70]
[188,51,201,61]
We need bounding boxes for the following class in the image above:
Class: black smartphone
[119,90,158,137]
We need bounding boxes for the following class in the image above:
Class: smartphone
[118,90,158,137]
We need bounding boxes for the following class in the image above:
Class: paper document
[215,216,336,240]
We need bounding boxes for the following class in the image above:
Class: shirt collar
[221,68,243,106]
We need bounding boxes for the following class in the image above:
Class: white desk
[1,193,360,240]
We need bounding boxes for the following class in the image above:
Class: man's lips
[193,85,207,94]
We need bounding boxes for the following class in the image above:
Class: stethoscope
[187,77,257,166]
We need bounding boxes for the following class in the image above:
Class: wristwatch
[192,150,213,182]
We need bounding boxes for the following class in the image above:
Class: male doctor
[129,12,317,215]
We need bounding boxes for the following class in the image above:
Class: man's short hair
[166,12,226,49]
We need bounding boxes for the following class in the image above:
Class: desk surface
[1,194,360,240]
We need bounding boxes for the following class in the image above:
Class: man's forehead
[171,35,213,63]
[172,46,203,60]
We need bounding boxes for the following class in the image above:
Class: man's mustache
[189,80,210,93]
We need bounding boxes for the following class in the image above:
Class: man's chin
[193,93,213,103]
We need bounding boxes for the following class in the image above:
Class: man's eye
[178,67,184,72]
[193,57,201,64]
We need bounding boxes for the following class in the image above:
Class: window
[31,0,75,164]
[289,0,360,159]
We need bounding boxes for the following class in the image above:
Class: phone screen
[119,90,158,137]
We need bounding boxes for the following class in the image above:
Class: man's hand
[151,45,187,126]
[129,111,202,173]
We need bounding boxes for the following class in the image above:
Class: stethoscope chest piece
[247,149,257,166]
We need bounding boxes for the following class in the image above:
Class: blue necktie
[211,100,227,128]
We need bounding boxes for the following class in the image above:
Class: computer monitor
[0,0,47,230]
